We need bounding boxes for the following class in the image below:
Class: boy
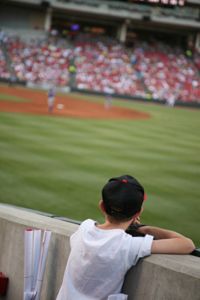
[56,175,195,300]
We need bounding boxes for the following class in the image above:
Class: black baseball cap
[102,175,145,219]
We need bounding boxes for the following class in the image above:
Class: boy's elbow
[183,238,195,254]
[188,238,195,253]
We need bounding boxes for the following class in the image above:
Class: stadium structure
[0,3,200,299]
[0,0,200,107]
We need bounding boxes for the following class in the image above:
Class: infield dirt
[0,85,150,120]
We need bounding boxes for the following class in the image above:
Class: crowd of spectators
[73,35,200,103]
[73,34,146,98]
[0,48,11,80]
[0,31,199,103]
[0,30,11,80]
[131,40,200,102]
[5,35,72,86]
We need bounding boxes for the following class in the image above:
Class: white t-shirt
[56,219,153,300]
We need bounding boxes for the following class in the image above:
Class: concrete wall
[0,204,76,300]
[0,204,200,300]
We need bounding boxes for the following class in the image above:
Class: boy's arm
[138,226,195,254]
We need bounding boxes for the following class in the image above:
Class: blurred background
[0,0,199,245]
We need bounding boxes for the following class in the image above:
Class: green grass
[0,91,200,245]
[0,93,30,102]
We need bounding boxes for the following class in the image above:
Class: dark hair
[102,175,144,221]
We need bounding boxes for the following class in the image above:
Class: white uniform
[56,219,153,300]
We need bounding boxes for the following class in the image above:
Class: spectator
[56,174,195,300]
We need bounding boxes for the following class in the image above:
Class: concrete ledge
[0,204,78,235]
[123,255,200,300]
[0,204,199,300]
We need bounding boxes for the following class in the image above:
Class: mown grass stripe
[0,93,30,102]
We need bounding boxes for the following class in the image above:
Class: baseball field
[0,84,199,245]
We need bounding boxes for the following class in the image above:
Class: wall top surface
[0,204,78,236]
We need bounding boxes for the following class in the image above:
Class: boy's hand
[133,217,141,225]
[126,219,146,237]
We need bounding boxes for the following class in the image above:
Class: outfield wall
[0,204,200,300]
